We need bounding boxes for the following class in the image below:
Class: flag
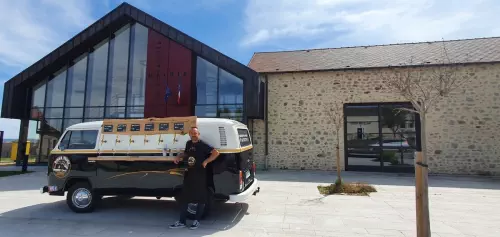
[164,85,172,103]
[177,81,181,105]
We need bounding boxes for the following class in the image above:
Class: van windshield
[237,128,252,147]
[59,130,99,150]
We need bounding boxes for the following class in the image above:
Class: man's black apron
[180,140,213,204]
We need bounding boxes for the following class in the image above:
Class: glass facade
[195,57,244,121]
[29,23,150,163]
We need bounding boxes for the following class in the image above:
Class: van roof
[67,118,246,130]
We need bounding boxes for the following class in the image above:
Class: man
[169,127,220,230]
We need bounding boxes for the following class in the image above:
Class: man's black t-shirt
[180,139,214,204]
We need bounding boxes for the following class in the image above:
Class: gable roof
[248,36,500,73]
[2,2,258,119]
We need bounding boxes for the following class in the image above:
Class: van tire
[66,182,95,213]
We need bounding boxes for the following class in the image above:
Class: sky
[1,0,499,139]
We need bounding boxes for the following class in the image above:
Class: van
[40,116,260,219]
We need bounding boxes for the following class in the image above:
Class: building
[248,38,500,175]
[1,3,264,164]
[2,2,500,176]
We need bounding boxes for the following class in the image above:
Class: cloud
[0,0,95,69]
[124,0,235,14]
[241,0,500,48]
[0,0,99,139]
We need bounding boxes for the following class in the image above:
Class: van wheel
[66,182,95,213]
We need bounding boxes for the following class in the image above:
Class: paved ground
[0,166,499,237]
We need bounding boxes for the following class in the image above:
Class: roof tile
[248,37,500,73]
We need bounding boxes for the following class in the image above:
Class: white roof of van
[66,118,245,130]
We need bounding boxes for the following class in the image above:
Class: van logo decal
[52,156,71,179]
[188,156,196,167]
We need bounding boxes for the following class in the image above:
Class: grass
[0,157,37,163]
[317,179,377,196]
[0,171,34,177]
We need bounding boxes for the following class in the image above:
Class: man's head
[189,127,200,142]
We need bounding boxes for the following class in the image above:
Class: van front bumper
[229,178,260,203]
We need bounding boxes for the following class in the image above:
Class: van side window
[59,130,99,150]
[237,129,252,147]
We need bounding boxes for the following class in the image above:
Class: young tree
[380,41,473,237]
[325,100,344,184]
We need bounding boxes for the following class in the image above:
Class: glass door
[345,103,416,172]
[345,105,383,170]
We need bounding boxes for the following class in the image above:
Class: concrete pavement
[0,166,499,236]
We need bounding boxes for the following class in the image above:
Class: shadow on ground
[257,169,500,190]
[0,196,249,235]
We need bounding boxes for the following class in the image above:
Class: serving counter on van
[41,116,260,218]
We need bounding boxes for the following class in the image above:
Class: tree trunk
[336,132,341,181]
[416,113,431,237]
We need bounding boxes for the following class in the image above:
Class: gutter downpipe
[264,74,269,170]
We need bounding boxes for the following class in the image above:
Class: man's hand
[174,156,182,164]
[202,160,208,168]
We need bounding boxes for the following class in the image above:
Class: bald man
[170,127,220,230]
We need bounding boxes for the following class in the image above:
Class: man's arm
[202,144,220,168]
[174,141,190,164]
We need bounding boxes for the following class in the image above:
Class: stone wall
[251,63,500,175]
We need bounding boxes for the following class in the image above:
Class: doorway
[344,102,419,173]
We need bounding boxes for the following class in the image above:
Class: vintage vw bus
[40,116,260,218]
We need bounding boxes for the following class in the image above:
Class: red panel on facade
[166,39,192,117]
[144,29,170,118]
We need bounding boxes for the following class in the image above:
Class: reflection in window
[196,57,218,105]
[63,119,83,131]
[64,108,83,118]
[127,23,148,109]
[195,105,217,117]
[219,69,243,104]
[44,108,64,118]
[46,68,67,107]
[66,55,87,107]
[86,40,108,107]
[105,107,126,118]
[85,107,105,118]
[106,25,130,108]
[44,119,63,134]
[31,82,46,119]
[218,105,243,121]
[127,107,144,118]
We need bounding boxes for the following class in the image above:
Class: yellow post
[10,141,31,161]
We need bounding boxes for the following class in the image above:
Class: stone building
[248,37,500,175]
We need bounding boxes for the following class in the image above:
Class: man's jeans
[179,203,205,223]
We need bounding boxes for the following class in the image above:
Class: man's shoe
[169,221,186,229]
[189,220,200,230]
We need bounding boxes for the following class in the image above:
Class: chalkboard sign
[174,122,184,130]
[159,123,169,131]
[103,125,113,132]
[144,123,154,131]
[117,124,127,132]
[131,124,140,132]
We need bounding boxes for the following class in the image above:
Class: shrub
[317,182,377,196]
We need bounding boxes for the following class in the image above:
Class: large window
[46,68,67,108]
[195,57,244,121]
[85,39,109,109]
[126,23,148,117]
[28,22,150,164]
[105,25,130,118]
